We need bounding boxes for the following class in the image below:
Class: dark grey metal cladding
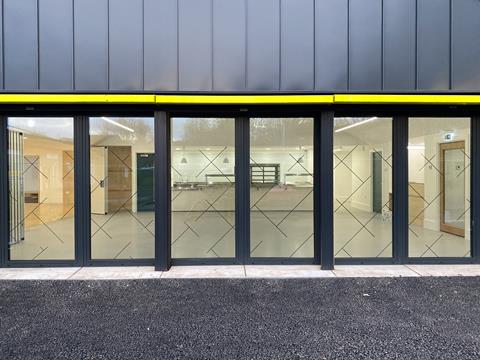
[280,0,314,90]
[452,0,480,91]
[246,0,280,90]
[144,0,178,91]
[4,0,38,90]
[1,0,480,93]
[315,0,348,91]
[213,0,246,91]
[109,0,144,90]
[0,2,3,90]
[178,0,212,91]
[383,0,416,90]
[349,0,383,90]
[74,0,108,90]
[417,0,450,90]
[39,0,73,90]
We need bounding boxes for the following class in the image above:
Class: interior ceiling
[7,117,471,148]
[334,117,470,147]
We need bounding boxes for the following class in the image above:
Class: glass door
[249,118,314,260]
[170,117,236,260]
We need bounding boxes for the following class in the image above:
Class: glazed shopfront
[0,0,480,270]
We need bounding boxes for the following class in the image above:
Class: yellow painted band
[334,94,480,105]
[0,94,479,105]
[0,94,155,104]
[155,94,334,104]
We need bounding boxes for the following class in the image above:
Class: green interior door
[137,153,155,211]
[372,151,382,213]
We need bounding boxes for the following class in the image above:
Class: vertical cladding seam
[346,0,350,90]
[107,0,110,90]
[414,0,418,90]
[142,0,145,90]
[312,0,315,91]
[211,0,214,91]
[72,0,75,90]
[176,0,179,91]
[244,0,248,90]
[449,0,452,90]
[36,0,40,89]
[1,0,4,90]
[278,0,281,91]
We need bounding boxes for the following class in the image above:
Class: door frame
[439,140,466,237]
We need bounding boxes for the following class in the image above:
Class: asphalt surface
[0,277,479,359]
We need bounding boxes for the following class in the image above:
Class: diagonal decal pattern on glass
[172,147,235,257]
[335,148,392,258]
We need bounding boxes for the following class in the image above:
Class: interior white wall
[24,137,72,204]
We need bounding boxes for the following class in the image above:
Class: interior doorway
[440,141,466,237]
[372,151,383,214]
[137,153,155,211]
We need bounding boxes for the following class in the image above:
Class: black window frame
[0,104,478,270]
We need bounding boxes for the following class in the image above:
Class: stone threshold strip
[0,265,480,280]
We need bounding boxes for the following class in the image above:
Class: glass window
[408,117,470,257]
[250,118,314,258]
[171,118,235,258]
[8,117,75,260]
[89,117,155,259]
[334,117,393,258]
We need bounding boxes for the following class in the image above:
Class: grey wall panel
[0,2,3,89]
[178,0,212,91]
[39,0,73,90]
[213,0,246,91]
[280,0,314,90]
[4,0,38,90]
[417,0,450,90]
[109,0,143,90]
[349,0,382,90]
[383,0,416,90]
[315,0,348,91]
[246,0,280,90]
[74,0,108,90]
[144,0,178,91]
[452,0,480,90]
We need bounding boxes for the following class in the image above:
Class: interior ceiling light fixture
[334,117,378,133]
[101,117,135,133]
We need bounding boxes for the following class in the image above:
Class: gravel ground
[0,277,479,359]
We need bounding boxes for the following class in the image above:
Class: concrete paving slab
[245,265,335,278]
[0,267,81,280]
[69,267,162,280]
[333,265,420,277]
[161,265,245,278]
[406,264,480,277]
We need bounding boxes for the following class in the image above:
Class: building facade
[1,0,480,270]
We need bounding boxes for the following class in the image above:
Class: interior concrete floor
[9,208,470,261]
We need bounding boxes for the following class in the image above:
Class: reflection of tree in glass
[251,118,312,147]
[179,118,234,146]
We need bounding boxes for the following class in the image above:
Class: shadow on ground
[0,278,479,359]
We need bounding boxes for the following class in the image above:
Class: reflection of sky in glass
[172,118,187,141]
[8,118,73,140]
